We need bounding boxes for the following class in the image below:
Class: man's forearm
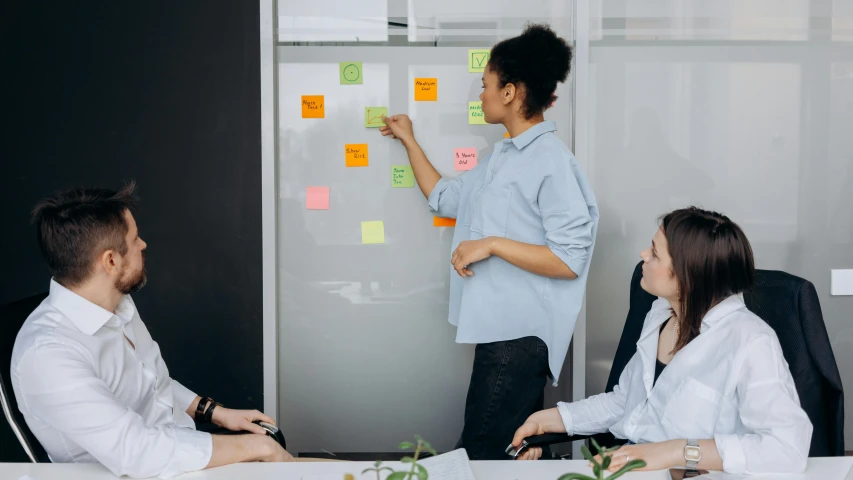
[205,434,278,469]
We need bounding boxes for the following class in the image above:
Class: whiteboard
[276,45,574,453]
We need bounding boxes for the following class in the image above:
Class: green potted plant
[362,435,437,480]
[558,438,646,480]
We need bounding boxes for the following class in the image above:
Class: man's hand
[211,407,276,435]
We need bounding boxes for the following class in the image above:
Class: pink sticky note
[455,148,477,171]
[306,186,330,210]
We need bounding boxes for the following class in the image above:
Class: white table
[3,459,852,480]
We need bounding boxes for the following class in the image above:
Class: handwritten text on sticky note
[305,187,330,210]
[392,166,415,188]
[345,144,368,167]
[469,49,490,73]
[414,78,438,101]
[302,95,325,118]
[361,221,385,244]
[468,102,486,124]
[455,148,477,171]
[365,107,388,128]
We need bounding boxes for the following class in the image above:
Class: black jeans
[456,336,552,460]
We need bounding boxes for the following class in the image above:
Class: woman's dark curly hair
[487,23,572,119]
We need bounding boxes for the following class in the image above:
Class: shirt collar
[508,121,557,150]
[640,293,747,339]
[47,279,135,335]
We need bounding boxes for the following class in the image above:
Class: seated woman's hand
[595,440,683,472]
[511,408,566,460]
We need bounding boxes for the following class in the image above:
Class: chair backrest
[0,292,51,463]
[599,261,845,457]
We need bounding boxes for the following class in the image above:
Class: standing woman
[380,24,598,460]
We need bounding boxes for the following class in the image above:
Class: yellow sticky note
[469,49,490,73]
[361,221,385,244]
[414,78,438,101]
[301,95,325,118]
[345,144,368,167]
[469,101,487,124]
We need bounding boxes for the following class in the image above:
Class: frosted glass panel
[585,0,853,447]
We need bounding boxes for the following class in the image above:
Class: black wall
[1,2,264,461]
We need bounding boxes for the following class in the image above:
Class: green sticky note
[469,49,490,73]
[365,106,388,128]
[468,101,487,124]
[391,165,414,188]
[340,62,363,84]
[361,221,385,244]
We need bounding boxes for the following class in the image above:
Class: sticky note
[301,95,325,118]
[468,102,487,124]
[504,132,511,138]
[414,78,438,101]
[361,221,385,244]
[345,144,368,167]
[392,166,415,188]
[305,187,330,210]
[340,62,363,84]
[365,107,388,128]
[434,217,457,227]
[469,49,490,73]
[455,148,477,171]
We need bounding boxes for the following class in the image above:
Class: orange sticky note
[305,186,329,210]
[414,78,438,101]
[302,95,325,118]
[504,132,510,138]
[345,144,368,167]
[434,217,457,227]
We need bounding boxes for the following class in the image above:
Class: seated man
[11,183,291,478]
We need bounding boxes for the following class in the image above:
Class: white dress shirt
[10,280,212,478]
[558,294,813,475]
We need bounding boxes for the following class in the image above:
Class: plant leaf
[361,468,374,474]
[401,456,415,464]
[415,463,428,480]
[557,475,596,480]
[399,442,415,450]
[421,441,437,456]
[590,437,601,454]
[605,460,647,480]
[375,460,383,467]
[414,434,424,442]
[387,472,410,480]
[580,445,595,463]
[592,465,601,478]
[602,455,611,470]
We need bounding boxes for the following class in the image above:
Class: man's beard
[116,263,147,295]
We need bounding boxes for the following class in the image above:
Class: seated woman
[511,207,812,474]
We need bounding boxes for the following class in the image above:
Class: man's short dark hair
[32,182,138,287]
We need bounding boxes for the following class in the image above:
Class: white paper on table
[301,448,476,480]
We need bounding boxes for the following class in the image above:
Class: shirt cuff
[170,380,198,417]
[556,402,575,436]
[427,177,449,213]
[547,244,587,276]
[159,428,213,479]
[715,433,747,474]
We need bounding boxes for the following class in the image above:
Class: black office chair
[0,292,51,463]
[514,261,845,458]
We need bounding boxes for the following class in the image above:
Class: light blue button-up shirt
[428,121,598,383]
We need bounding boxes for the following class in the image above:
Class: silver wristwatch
[684,439,701,469]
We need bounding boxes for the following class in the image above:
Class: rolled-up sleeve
[170,379,197,418]
[537,155,595,275]
[16,344,212,479]
[558,353,637,436]
[427,176,465,219]
[715,334,812,474]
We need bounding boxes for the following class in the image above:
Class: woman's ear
[502,83,516,105]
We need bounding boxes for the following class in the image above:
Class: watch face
[685,445,702,461]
